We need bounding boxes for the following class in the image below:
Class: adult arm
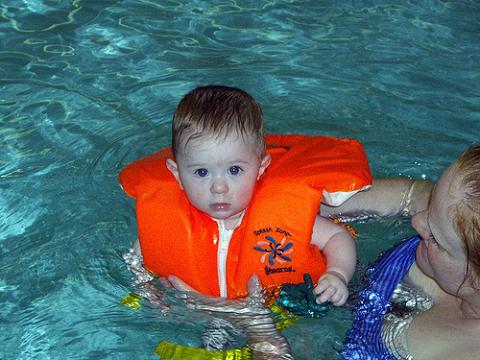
[320,178,433,219]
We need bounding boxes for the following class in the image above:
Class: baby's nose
[210,177,228,194]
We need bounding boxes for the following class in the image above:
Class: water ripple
[0,0,82,33]
[1,1,479,359]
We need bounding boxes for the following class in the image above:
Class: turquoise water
[1,1,479,359]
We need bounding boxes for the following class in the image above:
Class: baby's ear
[166,159,183,189]
[257,154,272,179]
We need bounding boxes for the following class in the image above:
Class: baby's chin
[208,208,245,224]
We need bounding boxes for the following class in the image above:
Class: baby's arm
[310,215,356,306]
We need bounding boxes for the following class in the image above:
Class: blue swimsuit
[342,236,421,359]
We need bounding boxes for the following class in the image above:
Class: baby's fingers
[313,274,349,306]
[329,288,348,306]
[312,276,330,294]
[313,278,336,304]
[317,286,338,304]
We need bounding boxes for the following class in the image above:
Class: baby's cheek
[237,179,256,198]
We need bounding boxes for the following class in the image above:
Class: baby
[120,85,372,306]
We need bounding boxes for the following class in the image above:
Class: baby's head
[166,85,271,225]
[171,85,265,159]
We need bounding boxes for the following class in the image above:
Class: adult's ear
[257,154,272,179]
[166,159,183,190]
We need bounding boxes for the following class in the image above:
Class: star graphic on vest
[254,235,294,266]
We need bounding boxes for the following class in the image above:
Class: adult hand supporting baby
[167,275,198,293]
[169,275,294,359]
[170,275,268,314]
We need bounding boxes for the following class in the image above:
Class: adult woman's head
[452,146,480,288]
[412,146,480,302]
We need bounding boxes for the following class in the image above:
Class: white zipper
[216,219,233,298]
[214,212,245,298]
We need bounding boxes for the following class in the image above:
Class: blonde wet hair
[452,146,480,288]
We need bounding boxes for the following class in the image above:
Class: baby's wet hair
[172,85,265,157]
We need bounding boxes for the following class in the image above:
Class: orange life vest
[119,134,372,298]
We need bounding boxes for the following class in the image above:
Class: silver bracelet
[400,180,416,217]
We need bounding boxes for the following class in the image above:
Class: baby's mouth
[209,203,231,211]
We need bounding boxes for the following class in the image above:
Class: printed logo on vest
[253,235,293,266]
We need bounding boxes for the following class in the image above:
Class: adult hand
[168,275,294,359]
[173,275,269,315]
[167,275,198,293]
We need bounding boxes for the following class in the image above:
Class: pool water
[1,1,479,359]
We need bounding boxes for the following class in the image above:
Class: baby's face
[167,132,270,226]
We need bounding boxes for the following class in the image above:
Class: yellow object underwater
[155,341,252,359]
[120,292,142,310]
[120,290,299,359]
[152,301,298,359]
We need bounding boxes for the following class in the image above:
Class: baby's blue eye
[194,168,208,177]
[229,166,242,175]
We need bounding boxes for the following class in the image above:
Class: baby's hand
[312,271,349,306]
